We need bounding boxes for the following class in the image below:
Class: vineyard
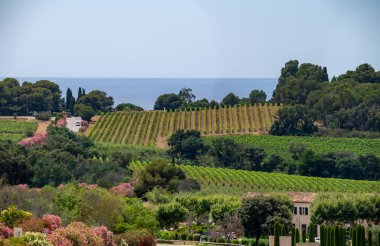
[130,161,380,194]
[0,119,38,142]
[87,104,280,147]
[204,135,380,160]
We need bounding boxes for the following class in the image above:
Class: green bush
[216,237,225,243]
[179,233,188,240]
[240,238,250,246]
[155,230,176,240]
[231,239,240,244]
[193,234,201,241]
[35,112,52,121]
[200,235,210,241]
[259,239,269,246]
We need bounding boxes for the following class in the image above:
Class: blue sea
[6,77,277,110]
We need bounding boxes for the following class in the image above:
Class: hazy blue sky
[0,0,379,78]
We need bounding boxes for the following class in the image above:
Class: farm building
[65,117,83,132]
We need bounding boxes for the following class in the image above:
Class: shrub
[200,235,209,241]
[46,233,73,246]
[179,233,188,240]
[259,239,269,246]
[36,112,52,121]
[113,229,156,246]
[21,232,52,246]
[231,239,240,244]
[240,238,250,246]
[216,237,225,243]
[193,234,201,241]
[155,230,176,240]
[49,222,103,246]
[42,214,62,231]
[93,226,114,246]
[109,183,134,197]
[18,218,47,233]
[0,222,13,239]
[0,205,32,228]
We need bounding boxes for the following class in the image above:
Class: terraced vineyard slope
[131,161,380,194]
[87,103,280,146]
[204,135,380,160]
[0,119,38,142]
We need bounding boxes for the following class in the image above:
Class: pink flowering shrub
[49,222,103,246]
[18,133,47,147]
[47,233,73,246]
[79,183,100,189]
[0,222,14,239]
[43,214,62,231]
[93,226,115,246]
[56,118,66,127]
[17,184,29,189]
[109,183,134,197]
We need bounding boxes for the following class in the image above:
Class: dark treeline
[167,130,380,181]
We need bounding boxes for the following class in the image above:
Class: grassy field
[131,161,380,194]
[87,104,280,147]
[0,119,38,142]
[204,135,380,160]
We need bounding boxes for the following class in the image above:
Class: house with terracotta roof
[288,192,318,236]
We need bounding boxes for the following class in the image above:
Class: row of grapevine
[0,119,38,142]
[130,161,380,194]
[87,103,280,146]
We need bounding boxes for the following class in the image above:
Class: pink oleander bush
[46,233,73,246]
[43,214,62,231]
[93,226,115,246]
[18,218,47,233]
[109,183,134,197]
[18,133,48,147]
[56,118,66,127]
[49,222,103,246]
[17,184,29,189]
[0,222,14,239]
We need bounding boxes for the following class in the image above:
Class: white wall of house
[66,117,82,132]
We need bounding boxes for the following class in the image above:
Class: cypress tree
[309,223,315,242]
[352,227,356,246]
[281,225,286,236]
[302,228,307,243]
[320,226,325,246]
[296,228,300,243]
[77,87,82,99]
[377,231,380,246]
[335,226,340,246]
[274,222,280,246]
[292,227,297,246]
[330,227,334,246]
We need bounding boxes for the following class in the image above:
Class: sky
[0,0,379,78]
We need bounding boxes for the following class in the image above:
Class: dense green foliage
[0,78,61,115]
[270,105,317,136]
[0,119,37,141]
[168,129,205,162]
[133,158,186,197]
[311,193,380,225]
[239,194,293,245]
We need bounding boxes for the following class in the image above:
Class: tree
[239,194,293,246]
[156,203,187,229]
[221,93,240,106]
[274,222,281,246]
[167,130,204,162]
[309,222,315,242]
[249,90,267,104]
[178,88,196,105]
[0,142,31,185]
[270,105,318,136]
[74,103,96,121]
[134,159,186,197]
[154,93,182,110]
[115,103,143,111]
[65,88,75,113]
[76,90,113,112]
[272,60,328,104]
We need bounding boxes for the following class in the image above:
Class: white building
[66,117,83,132]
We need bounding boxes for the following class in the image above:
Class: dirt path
[35,121,51,134]
[156,136,167,149]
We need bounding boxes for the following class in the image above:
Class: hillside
[130,161,380,194]
[86,103,280,147]
[204,135,380,160]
